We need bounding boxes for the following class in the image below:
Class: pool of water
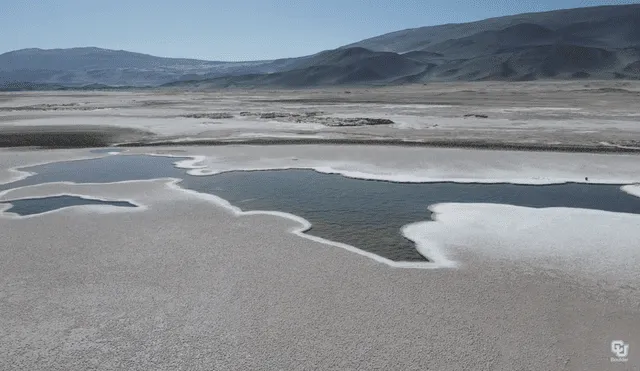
[3,154,640,261]
[0,195,137,216]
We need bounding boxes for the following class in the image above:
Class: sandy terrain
[1,146,639,370]
[1,81,640,151]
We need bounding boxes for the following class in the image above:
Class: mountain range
[2,4,640,89]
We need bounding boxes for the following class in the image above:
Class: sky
[1,0,638,61]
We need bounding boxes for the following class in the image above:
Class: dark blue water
[1,195,136,216]
[2,154,640,261]
[0,155,181,190]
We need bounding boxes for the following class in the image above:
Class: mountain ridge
[342,4,640,53]
[2,4,640,89]
[0,47,274,86]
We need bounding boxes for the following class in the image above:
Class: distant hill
[0,47,219,71]
[3,4,640,90]
[0,47,272,87]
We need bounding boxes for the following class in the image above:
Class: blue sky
[1,0,637,61]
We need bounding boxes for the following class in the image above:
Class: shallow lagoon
[0,195,136,216]
[3,154,640,261]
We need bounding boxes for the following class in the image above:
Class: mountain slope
[164,4,640,88]
[164,48,430,88]
[343,4,640,53]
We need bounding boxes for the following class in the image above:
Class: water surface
[1,195,136,216]
[3,154,639,261]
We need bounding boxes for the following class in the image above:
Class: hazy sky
[1,0,637,61]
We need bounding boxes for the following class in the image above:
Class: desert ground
[1,81,640,150]
[1,82,640,370]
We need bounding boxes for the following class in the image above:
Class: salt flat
[1,81,640,150]
[0,146,639,370]
[1,81,639,370]
[142,144,640,184]
[623,184,640,198]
